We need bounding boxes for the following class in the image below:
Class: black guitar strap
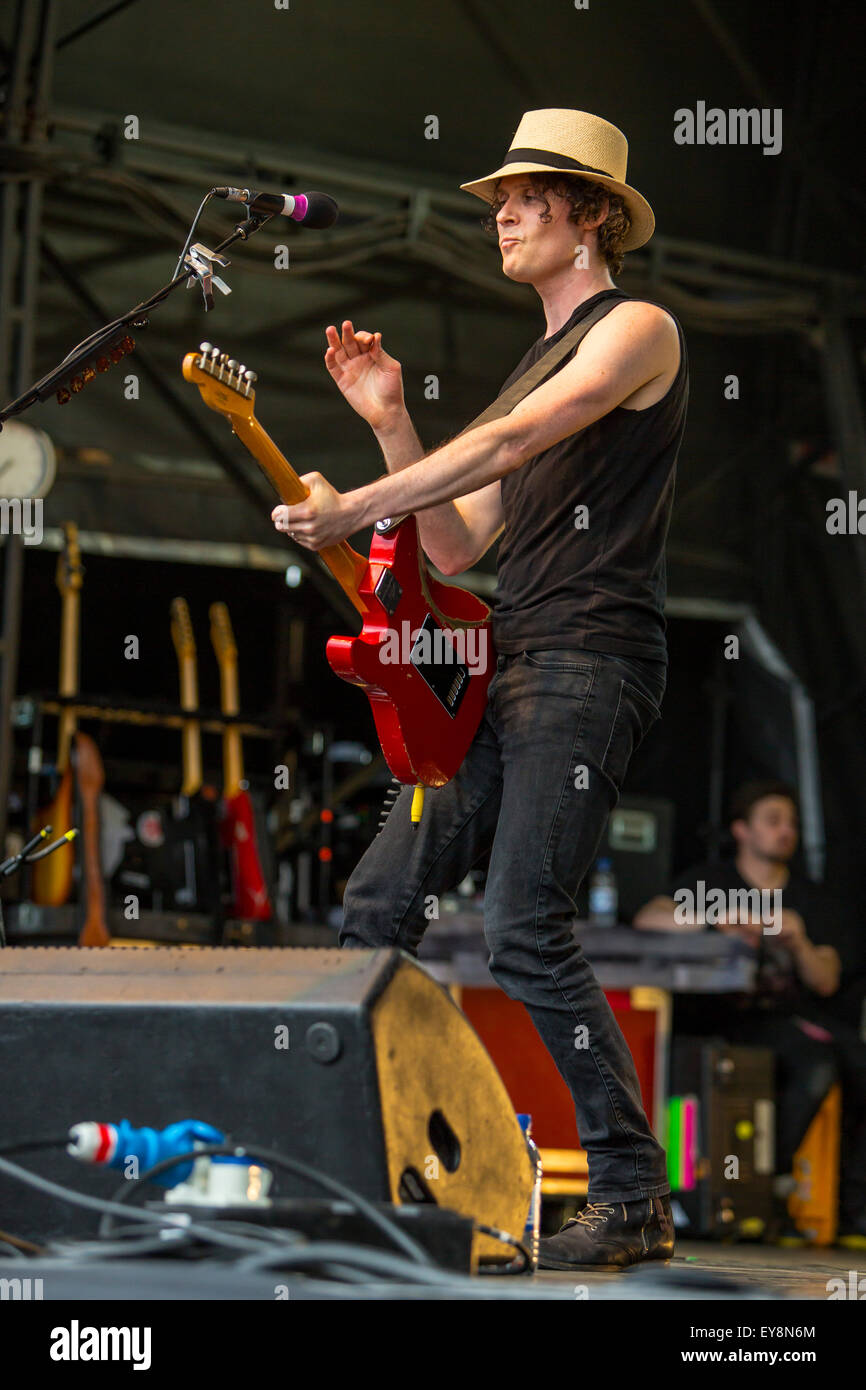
[374,294,621,538]
[455,293,623,436]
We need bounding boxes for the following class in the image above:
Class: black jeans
[340,647,671,1202]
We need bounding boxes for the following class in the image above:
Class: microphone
[212,187,339,228]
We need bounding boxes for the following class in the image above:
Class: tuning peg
[217,352,228,380]
[199,341,213,354]
[242,369,257,398]
[226,359,238,382]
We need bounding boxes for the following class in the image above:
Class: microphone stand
[0,210,273,430]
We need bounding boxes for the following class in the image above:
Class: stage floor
[537,1238,862,1299]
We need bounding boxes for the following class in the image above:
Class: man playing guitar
[270,109,687,1270]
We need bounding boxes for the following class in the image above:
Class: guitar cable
[171,190,216,281]
[0,828,79,946]
[0,1140,532,1282]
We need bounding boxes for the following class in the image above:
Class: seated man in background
[634,779,866,1247]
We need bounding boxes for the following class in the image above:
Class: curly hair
[480,172,632,278]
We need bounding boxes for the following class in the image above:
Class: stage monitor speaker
[669,1037,775,1238]
[0,947,532,1265]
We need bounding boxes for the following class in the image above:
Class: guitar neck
[218,656,244,798]
[177,660,203,796]
[57,589,80,772]
[231,415,370,617]
[180,723,203,798]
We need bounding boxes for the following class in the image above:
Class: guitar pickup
[373,567,402,616]
[409,614,469,718]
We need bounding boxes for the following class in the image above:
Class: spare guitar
[31,521,82,906]
[182,344,493,820]
[164,597,223,922]
[209,602,272,920]
[75,731,110,947]
[112,601,222,928]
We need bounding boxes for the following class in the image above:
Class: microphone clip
[233,209,274,241]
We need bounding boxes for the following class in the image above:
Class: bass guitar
[182,344,493,809]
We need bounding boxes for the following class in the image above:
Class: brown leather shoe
[538,1194,675,1270]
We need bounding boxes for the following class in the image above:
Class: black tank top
[491,287,688,660]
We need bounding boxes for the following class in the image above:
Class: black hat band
[500,148,613,180]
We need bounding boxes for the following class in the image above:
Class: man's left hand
[271,472,356,550]
[773,908,808,950]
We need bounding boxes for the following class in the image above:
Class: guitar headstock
[170,597,197,662]
[56,521,83,597]
[182,342,258,424]
[209,601,238,664]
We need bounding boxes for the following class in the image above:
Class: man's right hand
[714,914,764,947]
[324,320,405,432]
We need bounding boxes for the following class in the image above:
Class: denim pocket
[522,649,595,674]
[600,678,662,790]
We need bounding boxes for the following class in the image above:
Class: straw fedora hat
[459,109,654,252]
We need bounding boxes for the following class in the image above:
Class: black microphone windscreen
[301,192,339,229]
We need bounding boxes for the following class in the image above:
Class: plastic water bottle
[589,857,618,927]
[517,1113,542,1271]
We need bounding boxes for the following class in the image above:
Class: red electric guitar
[183,344,494,794]
[209,601,272,920]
